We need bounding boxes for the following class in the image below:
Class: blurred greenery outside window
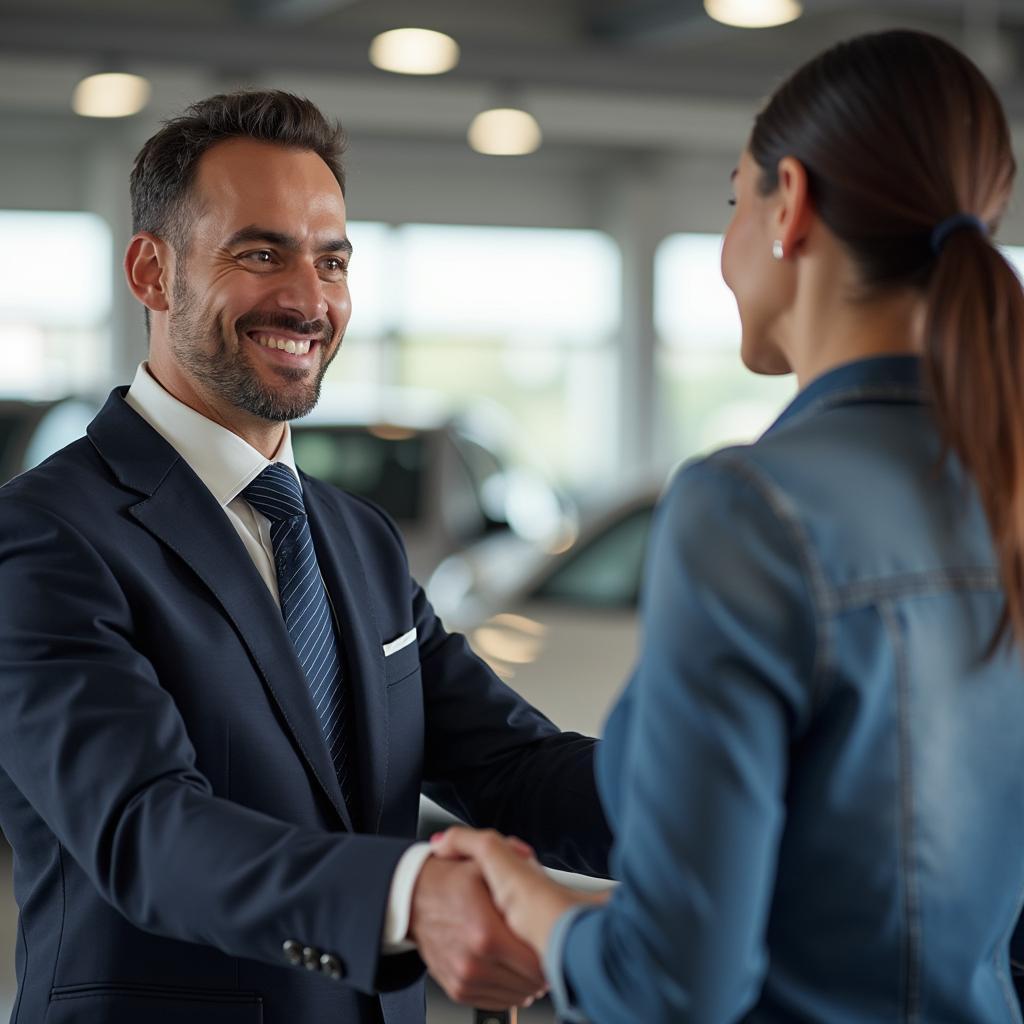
[0,211,113,399]
[656,232,796,462]
[323,222,621,491]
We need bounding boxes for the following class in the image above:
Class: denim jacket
[547,356,1024,1023]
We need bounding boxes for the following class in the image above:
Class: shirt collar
[766,355,924,436]
[124,362,299,507]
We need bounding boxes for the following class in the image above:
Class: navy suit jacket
[0,390,610,1024]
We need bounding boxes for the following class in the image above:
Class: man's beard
[168,272,339,423]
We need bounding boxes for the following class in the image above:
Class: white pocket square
[382,628,417,657]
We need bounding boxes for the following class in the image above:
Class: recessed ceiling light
[704,0,802,28]
[72,72,151,118]
[468,108,542,156]
[369,28,460,75]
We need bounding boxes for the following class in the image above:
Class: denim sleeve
[554,454,820,1024]
[544,905,598,1022]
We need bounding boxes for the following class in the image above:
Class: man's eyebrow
[224,226,353,257]
[322,237,354,257]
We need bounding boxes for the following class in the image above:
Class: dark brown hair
[750,29,1024,650]
[130,89,347,254]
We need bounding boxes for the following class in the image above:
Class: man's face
[163,138,352,422]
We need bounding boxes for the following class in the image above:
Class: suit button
[302,946,321,970]
[282,939,303,966]
[319,953,345,979]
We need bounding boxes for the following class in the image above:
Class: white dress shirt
[126,362,430,953]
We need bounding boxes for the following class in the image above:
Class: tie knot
[242,463,306,523]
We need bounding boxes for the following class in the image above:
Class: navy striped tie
[243,463,357,822]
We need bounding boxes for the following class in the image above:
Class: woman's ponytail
[750,29,1024,652]
[924,230,1024,649]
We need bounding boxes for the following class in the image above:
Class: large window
[0,211,113,399]
[321,222,621,490]
[656,233,795,463]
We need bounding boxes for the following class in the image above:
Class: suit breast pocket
[383,640,424,816]
[383,639,421,687]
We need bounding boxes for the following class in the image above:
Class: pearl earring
[772,239,784,260]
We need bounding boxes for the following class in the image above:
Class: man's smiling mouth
[246,331,319,356]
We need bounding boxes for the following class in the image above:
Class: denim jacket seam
[834,568,1000,611]
[879,599,921,1023]
[714,454,834,714]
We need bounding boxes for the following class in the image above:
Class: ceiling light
[369,28,460,75]
[468,108,542,156]
[704,0,802,28]
[72,72,151,118]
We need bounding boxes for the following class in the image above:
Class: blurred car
[0,397,99,486]
[428,485,664,737]
[292,394,575,580]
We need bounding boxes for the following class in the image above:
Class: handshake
[408,828,611,1011]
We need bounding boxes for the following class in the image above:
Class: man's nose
[273,262,329,323]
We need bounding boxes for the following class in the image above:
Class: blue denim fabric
[549,356,1024,1023]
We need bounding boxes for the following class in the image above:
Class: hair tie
[930,213,987,254]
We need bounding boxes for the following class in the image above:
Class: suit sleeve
[415,584,613,877]
[552,456,819,1023]
[0,495,421,994]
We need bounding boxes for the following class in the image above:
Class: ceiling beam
[240,0,364,24]
[0,9,783,100]
[587,0,716,45]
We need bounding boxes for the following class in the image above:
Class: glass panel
[0,212,113,399]
[344,221,393,342]
[314,223,621,491]
[0,212,111,327]
[656,232,796,460]
[397,341,614,489]
[535,507,654,608]
[0,410,29,483]
[1001,245,1024,279]
[392,225,620,345]
[290,426,425,522]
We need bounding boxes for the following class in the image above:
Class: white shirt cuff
[381,842,434,953]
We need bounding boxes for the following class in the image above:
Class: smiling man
[0,91,610,1024]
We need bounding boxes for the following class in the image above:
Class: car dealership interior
[2,1,1024,1020]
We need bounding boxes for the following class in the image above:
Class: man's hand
[409,855,547,1009]
[431,828,593,955]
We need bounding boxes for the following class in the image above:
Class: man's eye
[242,250,275,264]
[321,257,347,273]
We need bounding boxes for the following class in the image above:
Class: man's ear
[124,232,172,314]
[775,156,813,258]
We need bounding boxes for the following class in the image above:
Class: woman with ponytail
[432,30,1024,1023]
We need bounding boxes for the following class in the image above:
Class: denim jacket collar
[766,355,924,437]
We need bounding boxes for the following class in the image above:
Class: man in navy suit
[0,90,609,1024]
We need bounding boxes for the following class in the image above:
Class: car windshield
[534,506,653,608]
[0,413,26,484]
[291,427,425,522]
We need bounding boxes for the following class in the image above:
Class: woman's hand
[431,827,607,955]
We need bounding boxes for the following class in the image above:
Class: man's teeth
[255,336,312,355]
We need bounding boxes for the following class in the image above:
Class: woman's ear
[776,156,813,258]
[124,232,171,314]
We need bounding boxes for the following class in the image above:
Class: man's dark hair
[130,89,347,255]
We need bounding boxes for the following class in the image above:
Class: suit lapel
[88,391,353,831]
[303,480,389,835]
